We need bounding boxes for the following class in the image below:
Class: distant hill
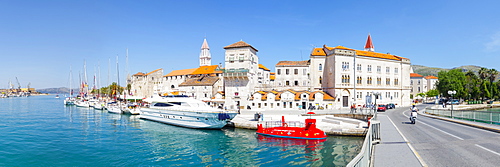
[411,65,487,77]
[37,87,78,94]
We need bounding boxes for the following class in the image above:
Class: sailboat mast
[69,66,73,97]
[98,61,101,98]
[83,60,88,98]
[116,55,121,108]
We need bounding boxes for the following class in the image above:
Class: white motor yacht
[139,95,238,129]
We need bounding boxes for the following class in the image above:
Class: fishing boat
[139,95,238,129]
[256,114,327,140]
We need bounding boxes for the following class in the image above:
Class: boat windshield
[153,103,174,107]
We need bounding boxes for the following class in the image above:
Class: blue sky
[1,0,500,89]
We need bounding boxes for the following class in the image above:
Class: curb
[420,110,500,133]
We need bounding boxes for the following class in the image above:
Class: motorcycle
[410,115,416,124]
[409,111,417,124]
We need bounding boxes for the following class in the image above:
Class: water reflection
[58,102,363,166]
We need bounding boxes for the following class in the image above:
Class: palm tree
[488,69,498,99]
[478,67,489,80]
[478,67,489,100]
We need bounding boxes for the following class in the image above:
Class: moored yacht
[139,95,238,129]
[75,100,90,107]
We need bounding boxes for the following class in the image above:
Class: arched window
[171,85,175,89]
[319,76,322,84]
[319,64,323,71]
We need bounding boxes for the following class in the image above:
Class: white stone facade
[322,46,412,108]
[274,61,310,91]
[129,37,413,109]
[223,41,259,110]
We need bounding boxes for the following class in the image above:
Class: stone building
[274,60,311,91]
[321,34,412,108]
[130,68,164,98]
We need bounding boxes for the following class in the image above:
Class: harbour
[0,95,363,166]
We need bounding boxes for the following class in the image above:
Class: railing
[347,120,380,167]
[217,69,249,73]
[425,108,500,125]
[260,121,304,128]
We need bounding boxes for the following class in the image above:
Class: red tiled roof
[311,48,326,56]
[252,90,335,101]
[132,72,146,76]
[365,34,374,50]
[258,64,270,71]
[179,76,219,86]
[410,73,424,78]
[164,68,198,77]
[223,41,258,52]
[191,65,222,75]
[322,45,408,61]
[425,75,438,79]
[276,60,309,66]
[146,68,162,75]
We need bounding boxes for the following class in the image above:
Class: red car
[377,104,387,112]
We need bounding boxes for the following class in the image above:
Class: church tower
[364,34,375,52]
[199,38,211,66]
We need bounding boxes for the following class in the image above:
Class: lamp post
[372,92,381,119]
[448,90,456,118]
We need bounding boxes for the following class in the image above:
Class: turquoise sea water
[0,96,363,166]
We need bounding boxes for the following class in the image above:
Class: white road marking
[386,115,428,167]
[403,111,464,140]
[475,144,500,157]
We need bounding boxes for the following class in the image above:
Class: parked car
[377,104,387,112]
[446,99,459,105]
[386,103,396,109]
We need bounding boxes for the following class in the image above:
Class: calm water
[0,96,363,166]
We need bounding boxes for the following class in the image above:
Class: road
[381,104,500,167]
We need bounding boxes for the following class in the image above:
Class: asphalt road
[382,104,500,167]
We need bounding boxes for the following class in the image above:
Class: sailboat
[107,56,123,114]
[75,62,91,108]
[64,67,76,105]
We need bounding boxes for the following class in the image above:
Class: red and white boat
[256,113,327,140]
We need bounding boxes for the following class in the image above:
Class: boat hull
[139,108,237,129]
[256,127,327,140]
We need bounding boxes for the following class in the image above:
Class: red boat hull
[256,117,327,140]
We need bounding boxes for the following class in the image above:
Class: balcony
[219,69,249,78]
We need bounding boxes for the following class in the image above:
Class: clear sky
[1,0,500,89]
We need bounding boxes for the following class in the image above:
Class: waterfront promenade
[373,104,500,167]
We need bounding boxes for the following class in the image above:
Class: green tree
[436,69,466,99]
[478,67,489,100]
[465,71,480,100]
[127,83,132,96]
[426,89,439,98]
[488,69,498,99]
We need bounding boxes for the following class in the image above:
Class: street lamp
[448,90,456,118]
[372,92,381,119]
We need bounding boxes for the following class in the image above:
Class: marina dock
[231,109,370,136]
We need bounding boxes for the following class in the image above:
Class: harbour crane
[27,82,31,92]
[16,77,21,92]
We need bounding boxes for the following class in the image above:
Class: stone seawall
[230,109,369,136]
